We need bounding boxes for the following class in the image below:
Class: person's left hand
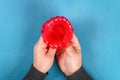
[33,36,57,73]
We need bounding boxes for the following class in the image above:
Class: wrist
[65,65,82,76]
[33,63,47,73]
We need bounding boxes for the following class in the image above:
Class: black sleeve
[67,66,92,80]
[23,65,47,80]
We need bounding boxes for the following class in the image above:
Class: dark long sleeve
[23,65,47,80]
[23,65,92,80]
[67,66,92,80]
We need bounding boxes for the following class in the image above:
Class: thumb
[34,36,47,55]
[46,47,57,57]
[36,36,47,48]
[71,34,81,53]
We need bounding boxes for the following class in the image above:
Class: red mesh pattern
[41,16,73,49]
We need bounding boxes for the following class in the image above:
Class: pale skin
[33,34,82,76]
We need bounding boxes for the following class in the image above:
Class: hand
[33,36,56,73]
[56,34,82,76]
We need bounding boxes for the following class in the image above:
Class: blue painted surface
[0,0,120,80]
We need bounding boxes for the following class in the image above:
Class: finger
[56,48,65,56]
[71,34,81,52]
[56,50,65,62]
[47,47,57,57]
[64,45,75,56]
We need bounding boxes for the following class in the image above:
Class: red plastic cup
[41,16,73,49]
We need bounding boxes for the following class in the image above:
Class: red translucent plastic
[41,16,73,49]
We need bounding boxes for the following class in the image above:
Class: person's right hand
[56,34,82,76]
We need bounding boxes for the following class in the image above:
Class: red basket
[41,16,73,49]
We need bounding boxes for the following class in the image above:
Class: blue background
[0,0,120,80]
